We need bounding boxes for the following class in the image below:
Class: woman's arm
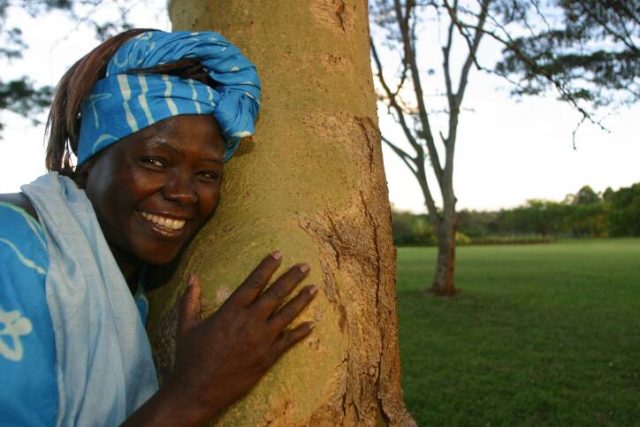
[122,251,317,426]
[0,193,37,220]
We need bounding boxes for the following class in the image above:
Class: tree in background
[147,1,413,425]
[370,0,491,295]
[608,183,640,237]
[457,209,500,238]
[0,0,58,130]
[370,0,638,295]
[392,209,418,245]
[567,186,607,237]
[495,0,639,115]
[0,0,148,132]
[391,182,640,245]
[452,183,638,241]
[510,200,569,237]
[566,185,600,206]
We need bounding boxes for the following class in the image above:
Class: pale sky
[2,2,639,213]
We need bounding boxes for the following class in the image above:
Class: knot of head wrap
[76,30,261,165]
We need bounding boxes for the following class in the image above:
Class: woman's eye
[198,171,220,182]
[141,157,165,168]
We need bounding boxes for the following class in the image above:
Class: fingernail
[187,274,195,287]
[299,263,310,273]
[309,285,318,296]
[271,250,282,260]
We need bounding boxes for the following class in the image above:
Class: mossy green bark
[147,1,415,425]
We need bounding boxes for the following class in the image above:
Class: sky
[1,1,639,213]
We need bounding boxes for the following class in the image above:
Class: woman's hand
[129,250,317,426]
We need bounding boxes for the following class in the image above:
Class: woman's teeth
[140,211,186,230]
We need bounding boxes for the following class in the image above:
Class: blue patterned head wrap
[76,30,261,165]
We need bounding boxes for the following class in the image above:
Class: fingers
[178,274,202,338]
[268,285,318,330]
[273,322,316,356]
[231,251,283,305]
[254,263,311,314]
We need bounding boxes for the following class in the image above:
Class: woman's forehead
[118,115,224,157]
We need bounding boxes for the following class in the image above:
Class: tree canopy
[494,0,639,111]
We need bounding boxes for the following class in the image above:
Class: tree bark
[418,178,457,296]
[146,0,415,425]
[431,214,457,296]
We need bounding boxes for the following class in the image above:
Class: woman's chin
[128,225,194,266]
[137,246,182,266]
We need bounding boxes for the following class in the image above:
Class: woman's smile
[83,115,225,277]
[138,210,188,236]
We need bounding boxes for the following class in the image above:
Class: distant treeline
[393,183,640,246]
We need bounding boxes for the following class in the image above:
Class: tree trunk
[146,0,415,425]
[431,213,457,296]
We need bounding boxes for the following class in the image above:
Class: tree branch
[442,0,456,113]
[381,133,439,222]
[393,0,445,188]
[381,134,418,175]
[616,0,640,27]
[415,162,441,223]
[578,2,638,52]
[451,0,490,107]
[459,16,609,132]
[371,37,423,155]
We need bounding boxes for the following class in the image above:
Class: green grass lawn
[397,239,640,426]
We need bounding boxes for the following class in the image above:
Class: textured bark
[146,1,415,425]
[431,216,457,296]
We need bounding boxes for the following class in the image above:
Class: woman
[0,29,316,426]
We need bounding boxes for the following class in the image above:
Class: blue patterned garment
[77,30,261,165]
[0,191,153,426]
[0,202,57,426]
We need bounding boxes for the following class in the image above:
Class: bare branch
[393,0,445,188]
[393,57,411,99]
[381,134,418,175]
[442,0,456,109]
[530,0,552,34]
[435,0,489,201]
[476,24,609,133]
[571,115,587,150]
[438,130,447,144]
[415,162,441,222]
[371,37,423,154]
[453,0,490,107]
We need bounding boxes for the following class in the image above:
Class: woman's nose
[162,170,197,205]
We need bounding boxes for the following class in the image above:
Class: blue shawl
[22,173,158,426]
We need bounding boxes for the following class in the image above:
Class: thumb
[178,273,202,338]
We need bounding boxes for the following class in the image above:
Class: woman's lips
[137,210,187,237]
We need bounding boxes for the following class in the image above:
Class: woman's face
[84,115,224,269]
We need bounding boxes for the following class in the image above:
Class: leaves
[0,0,143,133]
[0,79,53,131]
[495,0,640,109]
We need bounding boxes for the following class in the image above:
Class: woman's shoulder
[0,194,58,426]
[0,193,38,220]
[0,195,48,276]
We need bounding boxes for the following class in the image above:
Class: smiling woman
[83,115,225,275]
[0,29,317,426]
